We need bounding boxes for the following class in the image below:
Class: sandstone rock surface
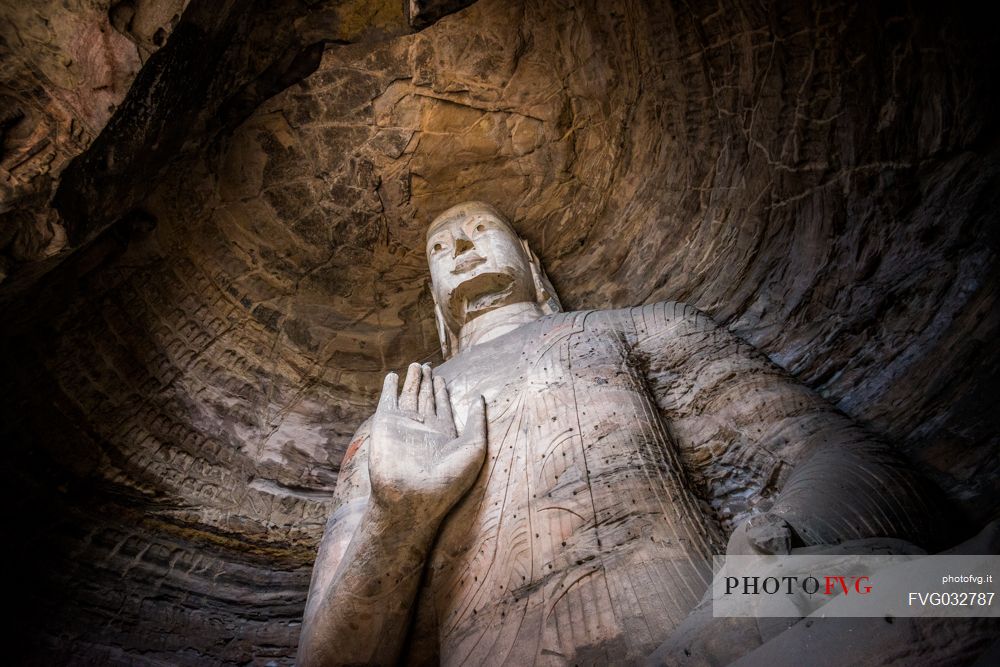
[0,0,188,277]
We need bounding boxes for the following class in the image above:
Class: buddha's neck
[458,302,544,352]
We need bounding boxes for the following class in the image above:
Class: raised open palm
[369,363,486,524]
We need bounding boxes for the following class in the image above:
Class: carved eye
[433,242,443,252]
[475,224,486,232]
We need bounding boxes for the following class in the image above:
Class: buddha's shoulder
[434,301,717,374]
[547,300,716,334]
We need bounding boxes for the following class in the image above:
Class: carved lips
[451,253,487,274]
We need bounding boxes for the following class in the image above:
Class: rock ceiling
[1,0,997,663]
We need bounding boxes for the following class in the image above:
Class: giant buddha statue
[296,202,947,666]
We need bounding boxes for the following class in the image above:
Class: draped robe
[306,302,941,664]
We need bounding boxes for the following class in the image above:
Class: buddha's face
[426,207,535,331]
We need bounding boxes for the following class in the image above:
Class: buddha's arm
[623,301,947,551]
[296,415,372,665]
[297,364,486,666]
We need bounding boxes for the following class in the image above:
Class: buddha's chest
[437,313,644,434]
[424,313,716,665]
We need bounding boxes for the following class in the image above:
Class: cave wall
[2,0,997,664]
[0,0,191,280]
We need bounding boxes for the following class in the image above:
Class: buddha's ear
[431,289,456,359]
[521,239,562,315]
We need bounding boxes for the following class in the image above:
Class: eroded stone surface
[0,0,189,277]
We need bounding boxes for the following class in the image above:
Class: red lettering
[822,575,872,595]
[824,575,849,595]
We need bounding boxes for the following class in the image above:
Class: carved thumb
[460,396,487,445]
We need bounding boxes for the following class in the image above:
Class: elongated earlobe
[432,292,457,359]
[521,239,562,315]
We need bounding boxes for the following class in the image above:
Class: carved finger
[746,513,794,555]
[418,364,434,416]
[377,372,398,412]
[433,376,453,425]
[399,362,421,411]
[462,395,487,444]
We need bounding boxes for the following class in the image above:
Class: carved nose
[453,237,474,257]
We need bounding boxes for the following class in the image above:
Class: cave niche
[1,0,997,663]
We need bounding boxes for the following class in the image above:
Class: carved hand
[369,363,487,526]
[727,512,795,555]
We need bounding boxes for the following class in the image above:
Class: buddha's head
[426,201,561,358]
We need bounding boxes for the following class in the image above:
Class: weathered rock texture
[1,0,997,664]
[0,0,189,278]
